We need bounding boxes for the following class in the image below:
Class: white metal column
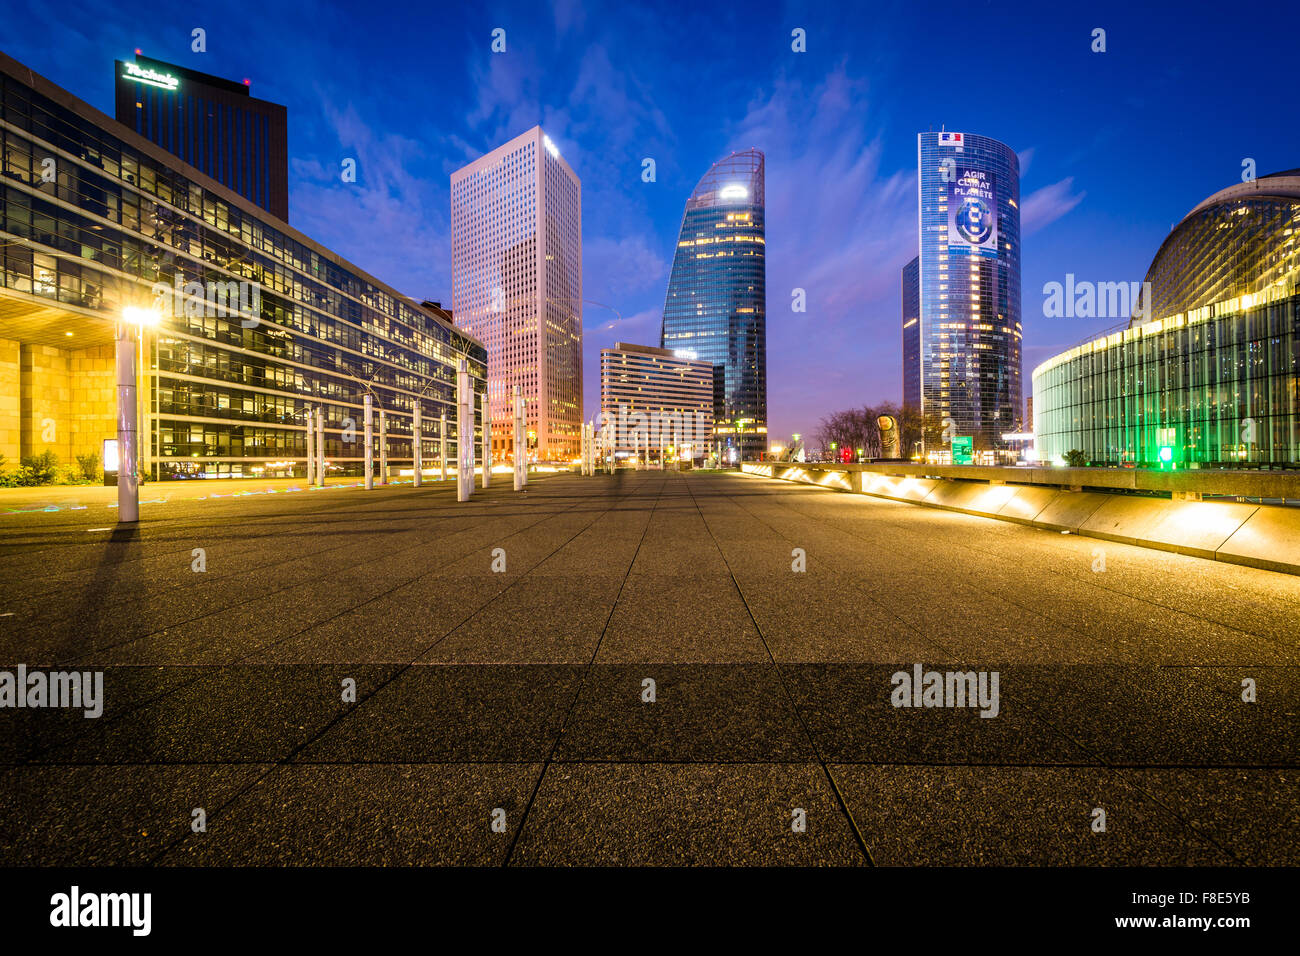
[457,359,472,502]
[413,402,423,487]
[481,389,491,489]
[315,406,325,486]
[363,393,373,490]
[115,323,139,522]
[513,385,525,492]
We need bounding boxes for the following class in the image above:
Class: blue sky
[3,0,1298,440]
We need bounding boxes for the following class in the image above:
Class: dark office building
[902,255,920,411]
[114,55,288,221]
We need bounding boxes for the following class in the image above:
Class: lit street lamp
[117,305,160,522]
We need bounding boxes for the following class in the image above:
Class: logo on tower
[948,168,998,251]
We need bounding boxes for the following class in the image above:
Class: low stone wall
[741,462,1300,576]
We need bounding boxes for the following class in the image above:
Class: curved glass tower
[661,149,766,462]
[914,131,1021,458]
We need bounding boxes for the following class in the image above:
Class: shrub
[19,450,61,485]
[1063,449,1089,468]
[75,451,102,482]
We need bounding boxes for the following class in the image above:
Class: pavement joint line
[714,479,1274,759]
[712,478,1269,864]
[39,515,487,666]
[731,482,1271,864]
[139,475,641,865]
[503,472,670,868]
[684,472,879,866]
[41,479,573,665]
[3,472,1291,864]
[8,758,1294,770]
[708,481,957,662]
[16,479,608,762]
[753,475,1296,654]
[746,484,1231,657]
[0,475,530,578]
[17,519,476,633]
[0,480,554,608]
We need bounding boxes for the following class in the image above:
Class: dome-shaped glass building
[1033,172,1300,467]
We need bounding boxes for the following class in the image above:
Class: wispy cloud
[726,65,917,437]
[289,97,449,297]
[1022,176,1086,234]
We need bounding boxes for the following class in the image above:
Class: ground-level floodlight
[481,390,491,489]
[456,359,473,503]
[115,306,159,522]
[363,393,374,490]
[513,385,525,492]
[413,402,423,487]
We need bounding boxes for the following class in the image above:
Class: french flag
[939,132,964,146]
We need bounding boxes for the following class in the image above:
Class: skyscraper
[661,149,767,462]
[902,255,920,411]
[114,54,289,221]
[451,127,582,462]
[913,131,1021,456]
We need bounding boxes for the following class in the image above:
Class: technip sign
[948,168,997,252]
[122,61,179,91]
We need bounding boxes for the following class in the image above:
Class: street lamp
[117,305,160,522]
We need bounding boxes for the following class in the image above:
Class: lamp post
[117,306,160,522]
[481,390,491,489]
[513,385,525,491]
[457,358,473,502]
[413,401,423,487]
[315,405,325,486]
[363,393,374,490]
[440,410,448,481]
[305,405,316,485]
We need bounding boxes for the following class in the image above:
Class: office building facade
[599,342,713,461]
[450,127,582,462]
[902,254,920,411]
[0,52,485,480]
[1034,172,1300,467]
[660,148,767,462]
[914,131,1022,456]
[114,55,288,222]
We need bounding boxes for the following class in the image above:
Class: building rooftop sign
[122,61,178,91]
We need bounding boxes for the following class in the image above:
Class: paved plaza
[0,470,1295,865]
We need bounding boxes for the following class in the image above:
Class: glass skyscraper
[451,127,582,462]
[1034,171,1300,467]
[913,131,1022,457]
[902,255,920,411]
[660,149,766,462]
